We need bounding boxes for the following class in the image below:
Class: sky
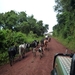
[0,0,57,32]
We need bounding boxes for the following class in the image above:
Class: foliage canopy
[53,0,75,51]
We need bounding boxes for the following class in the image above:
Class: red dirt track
[0,38,72,75]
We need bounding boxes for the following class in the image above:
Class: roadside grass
[53,36,75,52]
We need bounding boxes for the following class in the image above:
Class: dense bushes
[0,52,8,65]
[0,29,44,65]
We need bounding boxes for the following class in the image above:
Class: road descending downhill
[0,38,72,75]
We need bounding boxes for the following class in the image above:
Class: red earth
[0,38,72,75]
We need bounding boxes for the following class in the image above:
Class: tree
[4,10,18,30]
[0,10,49,35]
[53,0,75,38]
[0,13,5,29]
[17,11,27,23]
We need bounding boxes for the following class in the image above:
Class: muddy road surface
[0,38,72,75]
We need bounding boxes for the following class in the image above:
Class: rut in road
[0,38,72,75]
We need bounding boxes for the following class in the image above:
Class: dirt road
[0,38,72,75]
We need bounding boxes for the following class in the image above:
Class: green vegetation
[0,29,44,65]
[53,0,75,52]
[0,10,49,35]
[0,10,49,65]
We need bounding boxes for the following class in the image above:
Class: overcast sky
[0,0,57,32]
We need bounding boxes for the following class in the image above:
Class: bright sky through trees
[0,0,57,32]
